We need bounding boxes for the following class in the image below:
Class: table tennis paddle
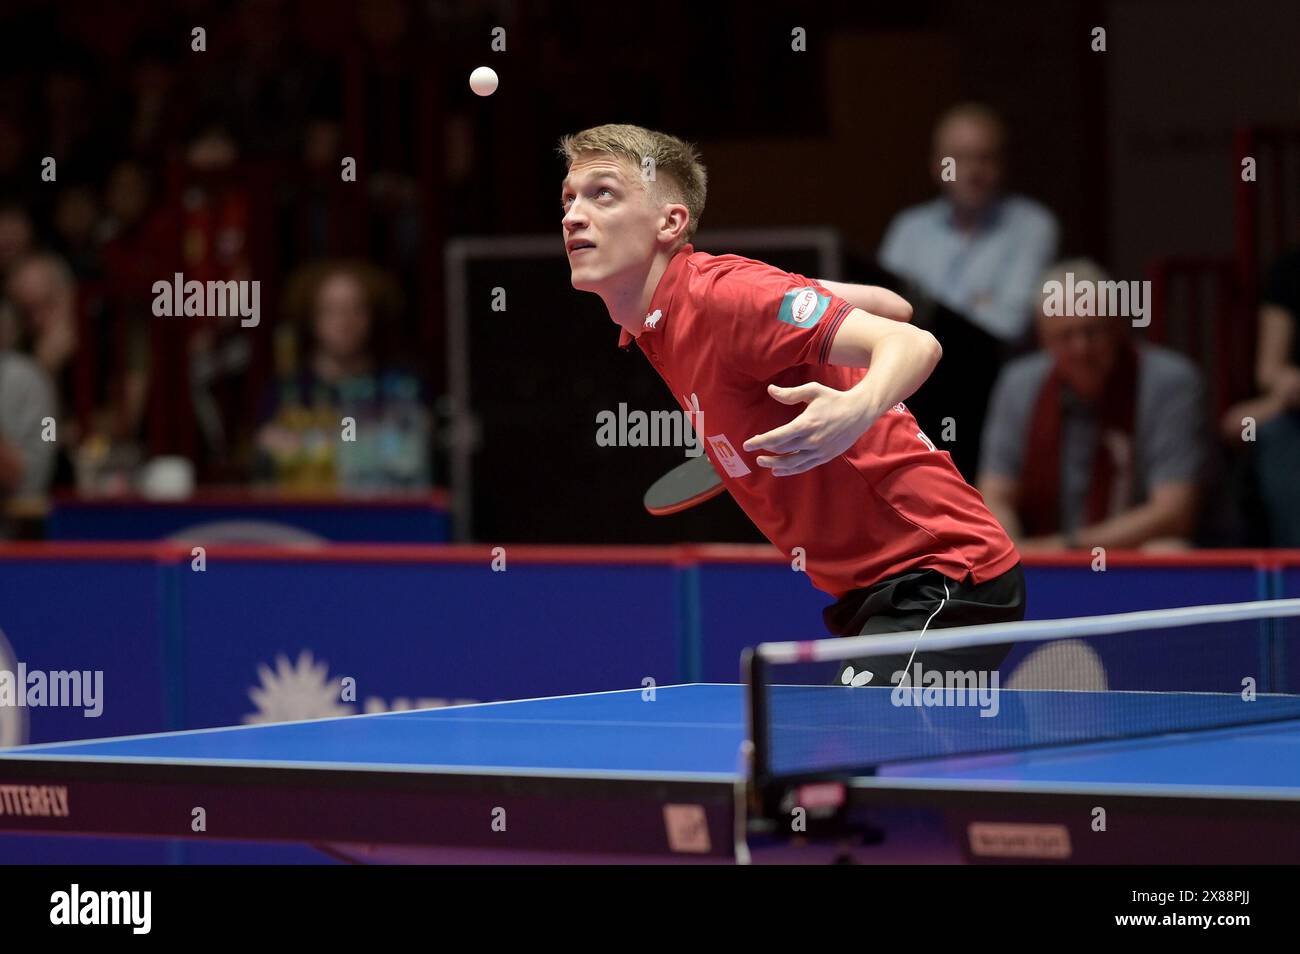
[643,453,725,516]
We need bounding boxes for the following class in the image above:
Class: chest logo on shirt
[777,287,831,327]
[644,309,663,330]
[707,434,752,478]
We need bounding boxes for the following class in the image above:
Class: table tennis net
[747,599,1300,780]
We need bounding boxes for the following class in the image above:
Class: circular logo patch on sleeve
[777,287,831,327]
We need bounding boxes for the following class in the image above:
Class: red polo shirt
[621,244,1020,598]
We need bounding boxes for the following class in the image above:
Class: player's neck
[600,248,676,338]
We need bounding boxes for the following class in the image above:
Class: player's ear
[660,202,690,244]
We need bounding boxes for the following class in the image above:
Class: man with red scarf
[978,259,1204,550]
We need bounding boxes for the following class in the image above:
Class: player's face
[1038,311,1119,401]
[561,155,659,293]
[933,117,1003,213]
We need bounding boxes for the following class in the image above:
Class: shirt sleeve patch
[776,286,831,328]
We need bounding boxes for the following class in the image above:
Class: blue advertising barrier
[0,550,174,863]
[0,555,169,744]
[173,555,680,730]
[1274,565,1300,691]
[1008,559,1269,693]
[693,557,827,683]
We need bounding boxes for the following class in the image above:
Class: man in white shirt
[880,103,1059,346]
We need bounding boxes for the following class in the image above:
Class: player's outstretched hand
[743,382,876,477]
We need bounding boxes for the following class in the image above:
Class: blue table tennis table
[2,684,1299,863]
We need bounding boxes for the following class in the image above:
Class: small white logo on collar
[644,309,663,330]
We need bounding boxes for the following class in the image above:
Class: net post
[741,646,770,801]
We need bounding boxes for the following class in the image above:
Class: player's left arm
[744,309,941,476]
[814,281,914,323]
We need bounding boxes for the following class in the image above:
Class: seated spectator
[99,160,159,249]
[880,103,1059,347]
[97,160,168,442]
[257,261,430,493]
[175,119,257,477]
[0,200,35,282]
[0,342,58,535]
[978,259,1205,550]
[0,201,36,346]
[6,253,79,396]
[4,252,81,485]
[1222,248,1300,545]
[51,182,103,280]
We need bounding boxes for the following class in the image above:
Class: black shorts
[822,562,1026,687]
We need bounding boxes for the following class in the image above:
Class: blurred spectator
[52,182,103,280]
[4,253,82,485]
[978,259,1205,550]
[6,249,153,491]
[0,201,35,283]
[99,160,170,445]
[0,116,30,197]
[880,103,1059,346]
[123,45,180,157]
[257,261,430,493]
[99,160,156,246]
[175,119,256,475]
[1222,249,1300,545]
[0,202,37,351]
[101,159,178,309]
[185,120,241,178]
[283,117,346,261]
[0,340,57,533]
[45,67,90,163]
[6,253,78,394]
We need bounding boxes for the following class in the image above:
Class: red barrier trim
[0,542,171,561]
[686,545,1296,570]
[681,544,786,564]
[1016,550,1287,568]
[0,542,686,565]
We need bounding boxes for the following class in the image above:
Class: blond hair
[557,123,707,243]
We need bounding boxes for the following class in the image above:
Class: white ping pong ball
[469,66,498,97]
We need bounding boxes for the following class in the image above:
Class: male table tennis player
[559,124,1024,687]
